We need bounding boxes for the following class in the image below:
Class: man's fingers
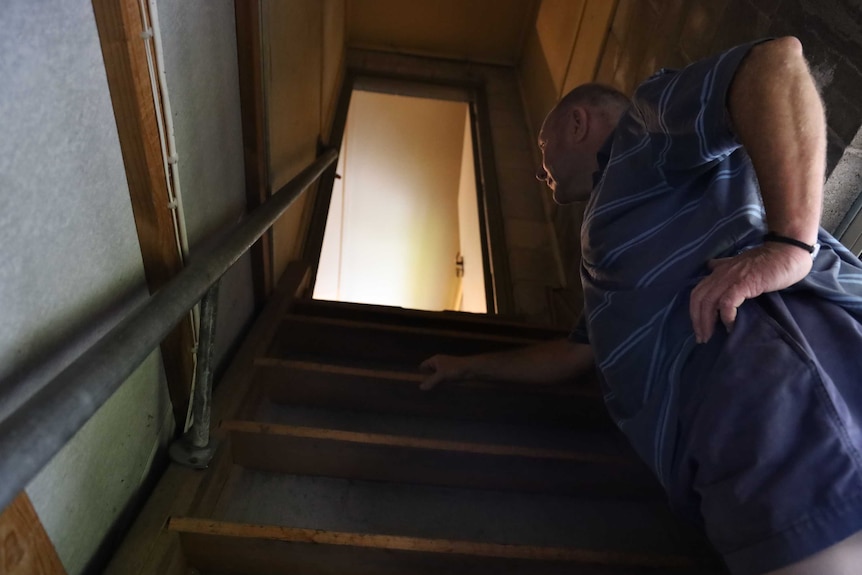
[693,260,734,340]
[419,372,442,391]
[418,354,466,390]
[698,289,718,343]
[691,275,746,343]
[419,355,445,390]
[689,282,705,343]
[717,294,743,333]
[692,246,812,343]
[691,279,719,343]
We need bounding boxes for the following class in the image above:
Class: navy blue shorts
[670,291,862,575]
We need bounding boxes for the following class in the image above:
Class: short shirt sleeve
[630,40,769,171]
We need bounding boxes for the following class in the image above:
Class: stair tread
[222,416,663,498]
[292,298,568,338]
[212,468,711,557]
[250,402,632,457]
[268,315,535,369]
[225,419,625,462]
[255,357,600,398]
[254,358,612,428]
[279,314,541,342]
[173,517,725,574]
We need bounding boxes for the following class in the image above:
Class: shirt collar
[592,132,615,188]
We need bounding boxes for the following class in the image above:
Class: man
[420,37,862,575]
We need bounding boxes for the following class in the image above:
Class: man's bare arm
[419,338,594,390]
[690,36,825,342]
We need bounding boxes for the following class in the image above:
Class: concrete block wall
[347,50,563,325]
[598,0,862,176]
[826,127,862,243]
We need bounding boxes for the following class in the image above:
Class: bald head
[536,84,630,204]
[549,83,630,128]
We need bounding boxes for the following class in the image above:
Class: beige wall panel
[322,0,346,142]
[561,0,618,94]
[595,31,623,90]
[273,191,315,277]
[520,0,617,140]
[264,0,323,280]
[347,0,536,65]
[519,28,559,149]
[535,0,586,96]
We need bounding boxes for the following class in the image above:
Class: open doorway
[313,89,487,313]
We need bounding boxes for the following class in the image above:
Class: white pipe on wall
[138,0,199,428]
[143,0,192,265]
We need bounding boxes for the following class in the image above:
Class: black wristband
[763,232,816,254]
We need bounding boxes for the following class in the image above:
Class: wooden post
[92,0,195,429]
[235,0,274,306]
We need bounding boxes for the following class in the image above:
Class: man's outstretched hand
[689,242,812,343]
[418,354,471,391]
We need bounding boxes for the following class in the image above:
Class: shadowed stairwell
[108,262,727,574]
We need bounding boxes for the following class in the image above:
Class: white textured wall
[0,1,173,574]
[155,0,254,369]
[1,0,252,572]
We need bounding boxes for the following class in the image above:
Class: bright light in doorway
[314,90,486,313]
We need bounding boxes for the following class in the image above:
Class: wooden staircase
[107,264,725,575]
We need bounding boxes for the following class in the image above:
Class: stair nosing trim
[253,358,600,398]
[221,420,629,464]
[280,315,542,344]
[168,517,695,568]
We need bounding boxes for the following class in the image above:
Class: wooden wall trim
[234,0,274,305]
[92,0,194,429]
[472,85,515,315]
[0,492,66,575]
[301,71,354,277]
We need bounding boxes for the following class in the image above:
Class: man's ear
[569,106,589,142]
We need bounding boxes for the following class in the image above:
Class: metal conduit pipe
[190,283,219,451]
[0,149,337,512]
[169,281,220,469]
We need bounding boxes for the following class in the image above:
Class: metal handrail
[0,149,338,512]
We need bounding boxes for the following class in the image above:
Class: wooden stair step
[208,470,713,557]
[170,517,722,575]
[268,315,540,368]
[252,401,629,456]
[255,359,613,428]
[222,420,661,497]
[290,298,568,340]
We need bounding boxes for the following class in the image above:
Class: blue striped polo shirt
[573,41,862,487]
